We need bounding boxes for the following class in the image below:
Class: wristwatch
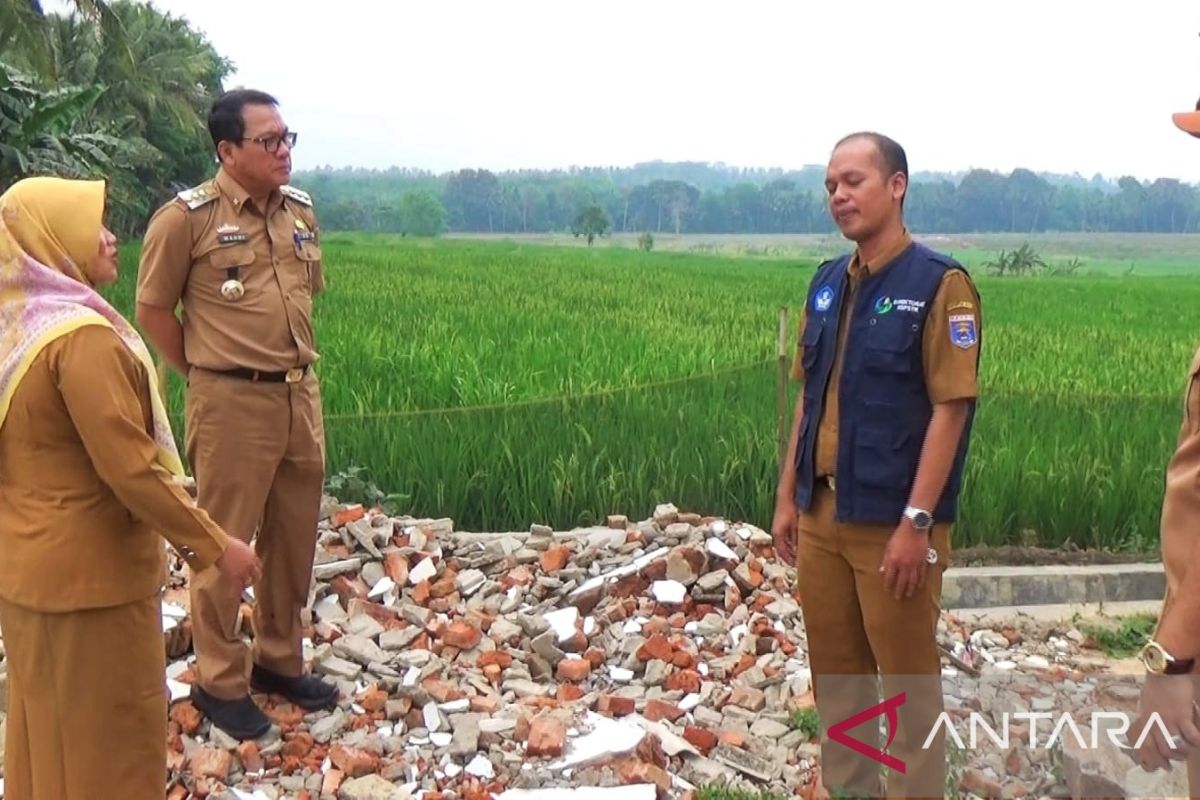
[1140,640,1196,675]
[903,505,934,532]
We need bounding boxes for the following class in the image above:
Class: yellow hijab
[0,177,183,476]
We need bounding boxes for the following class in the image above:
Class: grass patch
[789,706,821,740]
[696,786,790,800]
[1080,613,1158,658]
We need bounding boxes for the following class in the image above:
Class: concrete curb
[942,563,1164,610]
[947,599,1163,626]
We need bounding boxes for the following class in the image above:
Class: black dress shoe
[190,686,272,740]
[250,664,339,711]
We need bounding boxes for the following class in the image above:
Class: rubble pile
[0,498,1176,800]
[158,501,821,800]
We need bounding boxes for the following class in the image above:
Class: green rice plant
[104,235,1200,548]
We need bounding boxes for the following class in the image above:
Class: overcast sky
[51,1,1200,181]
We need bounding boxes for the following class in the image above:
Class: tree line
[3,3,1199,238]
[296,164,1200,237]
[0,0,228,235]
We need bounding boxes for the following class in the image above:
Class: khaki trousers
[797,484,950,799]
[185,368,325,699]
[0,595,166,800]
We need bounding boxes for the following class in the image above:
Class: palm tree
[0,1,136,193]
[0,0,115,74]
[37,1,230,229]
[0,0,231,231]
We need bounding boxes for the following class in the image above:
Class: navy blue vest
[794,242,978,524]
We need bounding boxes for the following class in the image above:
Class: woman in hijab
[0,177,262,799]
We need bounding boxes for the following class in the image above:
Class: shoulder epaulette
[176,182,218,210]
[280,185,313,207]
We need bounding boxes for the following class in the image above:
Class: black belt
[211,365,309,383]
[817,475,837,491]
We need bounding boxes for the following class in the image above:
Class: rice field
[108,234,1200,550]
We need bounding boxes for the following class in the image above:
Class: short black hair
[835,131,909,204]
[208,89,279,151]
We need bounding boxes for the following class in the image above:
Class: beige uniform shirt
[0,326,229,612]
[1160,346,1200,601]
[137,168,325,373]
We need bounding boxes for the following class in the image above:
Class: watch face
[906,509,932,529]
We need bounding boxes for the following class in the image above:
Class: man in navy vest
[773,132,982,798]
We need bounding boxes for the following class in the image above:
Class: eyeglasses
[241,131,297,153]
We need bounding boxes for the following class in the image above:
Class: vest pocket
[801,321,823,371]
[853,426,914,490]
[863,320,919,374]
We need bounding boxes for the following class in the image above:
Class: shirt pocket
[200,244,256,299]
[293,239,322,291]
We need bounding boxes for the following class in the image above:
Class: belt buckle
[285,367,304,383]
[825,475,837,492]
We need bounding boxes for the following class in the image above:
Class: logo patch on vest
[949,314,978,349]
[814,286,835,312]
[874,295,893,315]
[893,298,926,314]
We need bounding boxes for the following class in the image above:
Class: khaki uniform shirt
[1160,346,1200,601]
[791,230,982,477]
[0,326,229,612]
[137,169,325,373]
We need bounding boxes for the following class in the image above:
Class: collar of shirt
[847,228,914,283]
[215,168,283,217]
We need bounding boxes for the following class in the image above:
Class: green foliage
[0,0,114,74]
[696,785,790,800]
[984,243,1047,276]
[1080,613,1158,658]
[1046,255,1084,277]
[324,466,410,516]
[638,231,655,251]
[398,188,447,237]
[789,707,821,739]
[0,60,130,186]
[1,1,230,234]
[984,244,1089,278]
[571,204,610,246]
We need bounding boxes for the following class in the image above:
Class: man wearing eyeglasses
[136,88,334,740]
